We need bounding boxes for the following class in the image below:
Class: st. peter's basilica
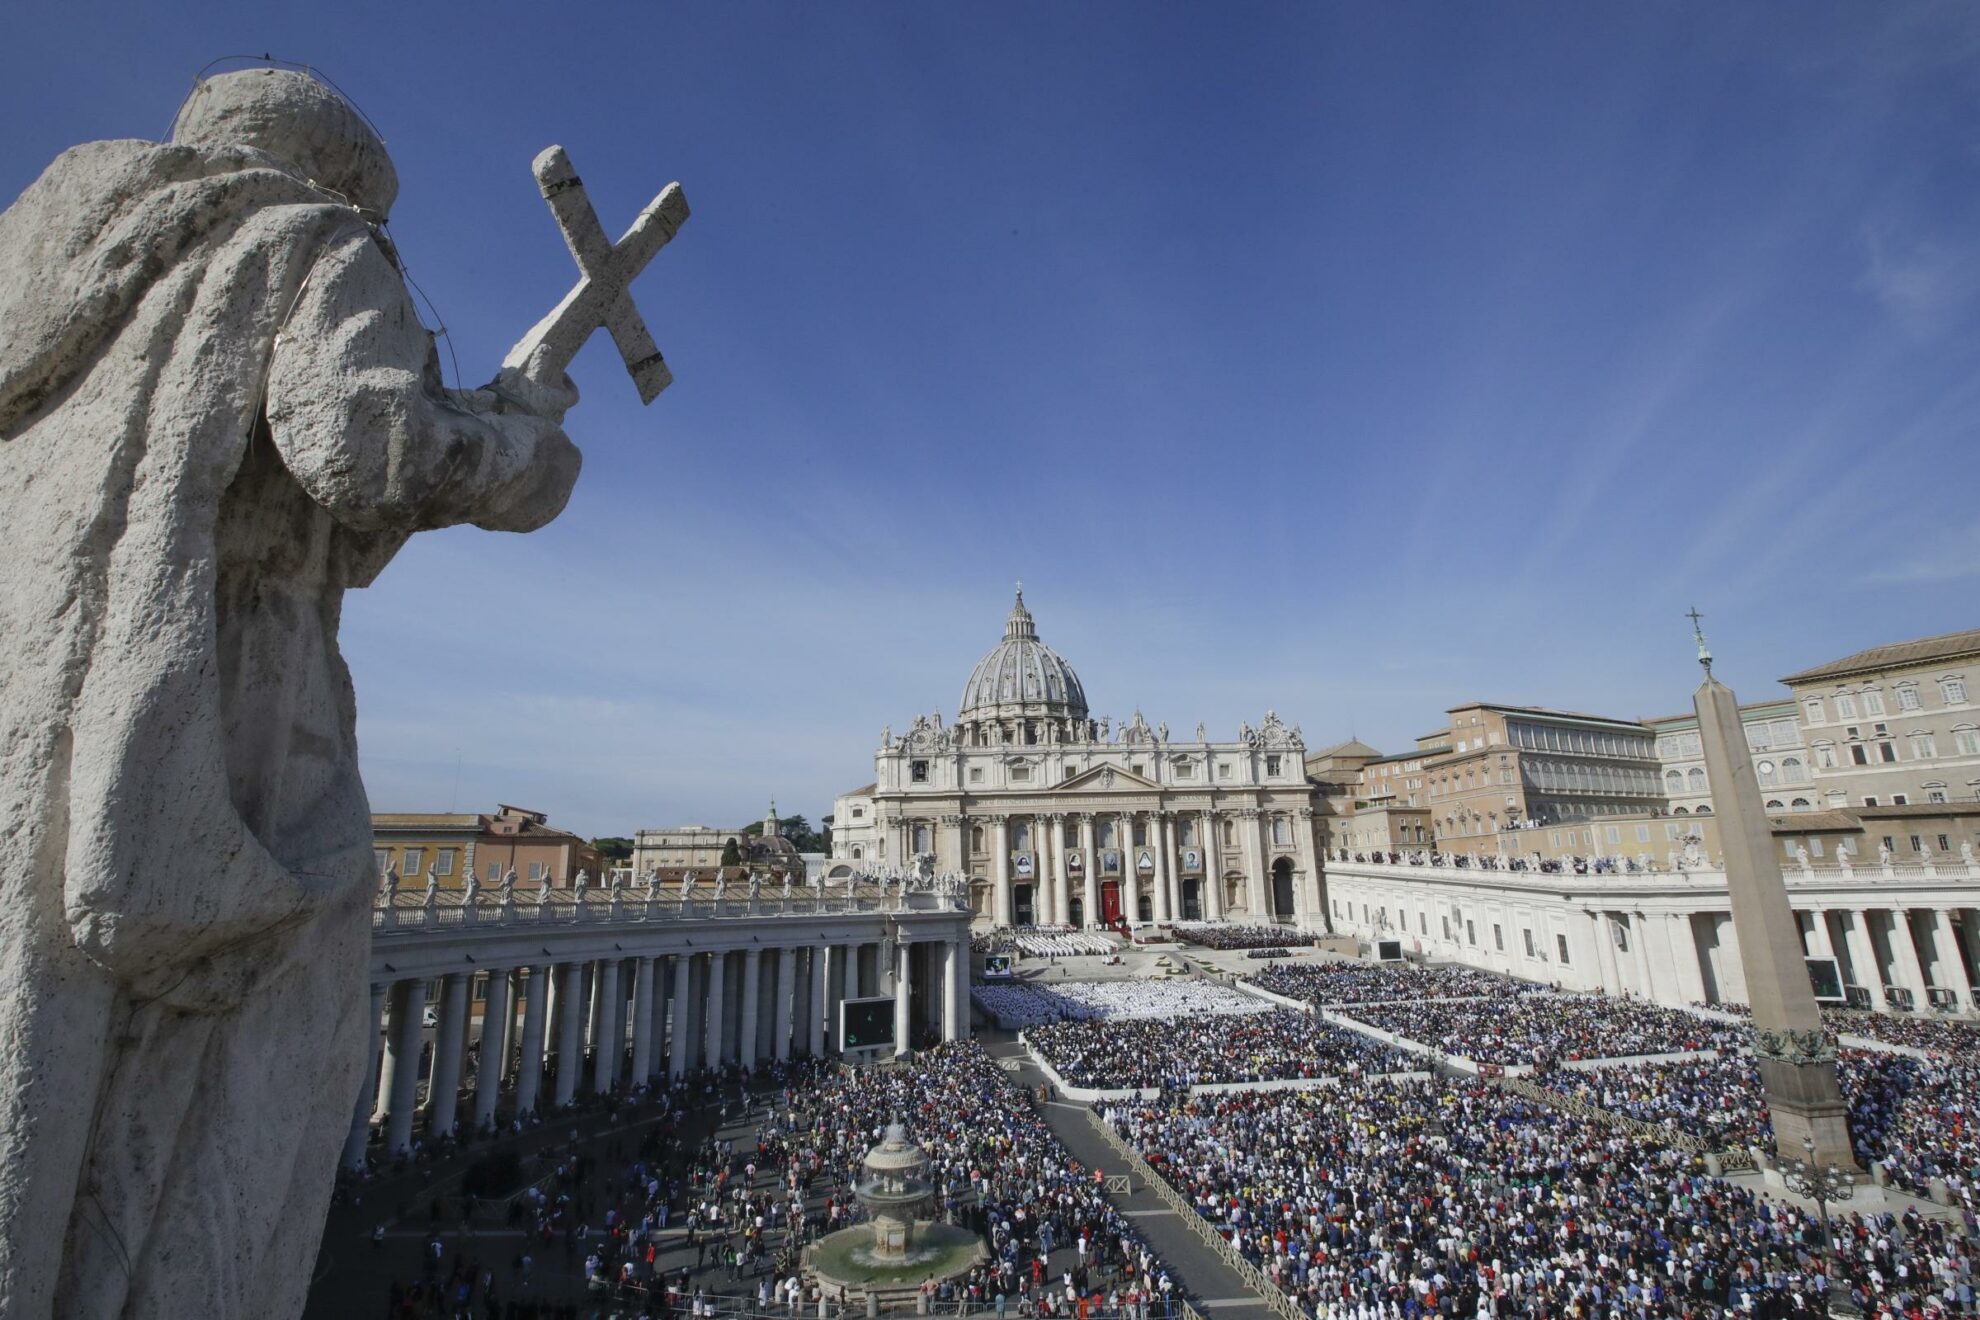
[829,591,1323,929]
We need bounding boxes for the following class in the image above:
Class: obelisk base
[1756,1055,1858,1172]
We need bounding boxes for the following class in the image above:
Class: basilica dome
[957,590,1089,730]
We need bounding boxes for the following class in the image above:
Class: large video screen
[840,996,896,1049]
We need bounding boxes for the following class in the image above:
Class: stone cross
[502,146,690,404]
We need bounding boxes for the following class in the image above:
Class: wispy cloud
[1861,224,1980,338]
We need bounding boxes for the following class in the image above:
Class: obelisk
[1689,612,1856,1169]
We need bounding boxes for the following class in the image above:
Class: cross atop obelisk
[502,146,689,404]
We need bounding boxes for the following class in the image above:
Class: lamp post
[1781,1132,1858,1316]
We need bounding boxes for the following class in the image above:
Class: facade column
[894,940,913,1057]
[1662,915,1708,1005]
[426,973,470,1137]
[383,978,427,1154]
[1294,808,1323,929]
[943,941,965,1042]
[1841,909,1883,997]
[474,970,518,1129]
[669,954,693,1078]
[1888,908,1933,1012]
[1121,814,1142,927]
[704,951,728,1067]
[809,944,829,1055]
[1152,813,1174,924]
[739,948,763,1064]
[1201,812,1224,921]
[591,958,621,1091]
[1078,815,1099,928]
[630,956,657,1087]
[1800,908,1838,960]
[773,947,796,1061]
[992,817,1014,927]
[1048,814,1069,927]
[554,961,584,1105]
[1237,809,1263,918]
[342,983,388,1170]
[514,964,550,1114]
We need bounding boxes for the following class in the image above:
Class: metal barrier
[1083,1111,1303,1320]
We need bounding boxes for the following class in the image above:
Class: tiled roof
[1780,628,1980,685]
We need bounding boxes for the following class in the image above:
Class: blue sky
[6,4,1977,839]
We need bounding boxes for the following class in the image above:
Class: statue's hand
[476,365,580,423]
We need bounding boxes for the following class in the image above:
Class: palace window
[1835,694,1858,718]
[1266,755,1282,775]
[1955,727,1980,756]
[1897,685,1921,711]
[852,847,863,860]
[436,849,455,875]
[1013,822,1031,850]
[1132,821,1148,847]
[1011,765,1032,783]
[1272,817,1289,845]
[912,824,929,852]
[1218,761,1232,779]
[1176,761,1195,779]
[1910,734,1937,759]
[404,848,424,875]
[1943,678,1968,704]
[1781,757,1805,783]
[1864,691,1886,716]
[1815,743,1837,769]
[852,806,865,819]
[1804,698,1825,724]
[969,767,984,783]
[1687,768,1706,793]
[911,760,929,783]
[373,849,389,873]
[970,826,984,851]
[1098,821,1117,849]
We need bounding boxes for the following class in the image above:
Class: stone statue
[536,875,553,906]
[1156,722,1168,743]
[0,68,689,1318]
[1878,842,1893,866]
[1964,841,1976,868]
[713,872,728,902]
[1793,844,1810,869]
[1195,722,1206,742]
[501,867,518,905]
[573,868,591,897]
[381,863,401,904]
[462,869,481,904]
[423,865,441,909]
[747,870,763,900]
[680,870,697,897]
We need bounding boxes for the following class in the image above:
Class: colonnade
[1325,855,1980,1017]
[345,931,971,1167]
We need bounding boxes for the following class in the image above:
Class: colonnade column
[1294,808,1322,929]
[809,944,829,1055]
[1626,913,1657,1000]
[738,948,762,1065]
[704,951,728,1067]
[943,941,965,1042]
[1078,816,1098,928]
[1842,909,1882,997]
[1151,813,1173,924]
[590,959,621,1091]
[1888,908,1933,1011]
[773,947,796,1061]
[1933,909,1977,1007]
[669,954,693,1079]
[1589,911,1620,995]
[343,984,388,1170]
[554,961,584,1105]
[514,964,550,1113]
[383,978,427,1154]
[1661,915,1707,1005]
[629,956,657,1086]
[1800,908,1838,961]
[474,970,518,1128]
[1236,809,1262,918]
[1201,812,1223,921]
[427,973,470,1137]
[893,941,913,1057]
[1120,815,1141,926]
[992,818,1014,927]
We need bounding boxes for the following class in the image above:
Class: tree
[719,837,742,868]
[591,836,633,864]
[742,814,827,853]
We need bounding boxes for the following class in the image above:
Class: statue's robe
[0,139,578,1318]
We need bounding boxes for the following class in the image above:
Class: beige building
[373,804,603,891]
[831,591,1324,929]
[1782,628,1980,811]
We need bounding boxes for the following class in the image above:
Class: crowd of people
[1169,924,1305,952]
[1011,930,1119,958]
[972,979,1263,1030]
[1027,1008,1415,1090]
[1102,1077,1979,1318]
[774,1041,1187,1317]
[1345,994,1750,1065]
[1246,961,1543,1008]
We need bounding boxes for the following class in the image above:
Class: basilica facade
[829,591,1325,930]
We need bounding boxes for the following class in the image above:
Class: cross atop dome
[1006,584,1036,640]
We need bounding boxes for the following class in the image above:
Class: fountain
[803,1121,987,1309]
